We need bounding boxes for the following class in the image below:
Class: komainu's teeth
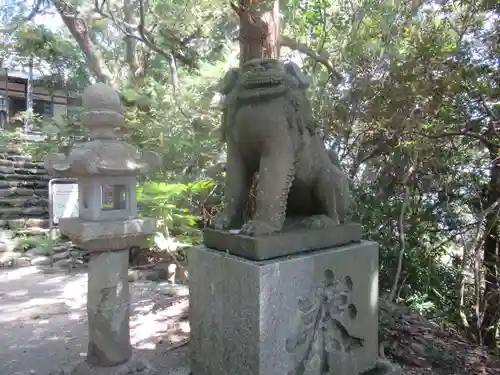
[234,63,290,101]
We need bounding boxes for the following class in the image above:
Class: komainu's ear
[216,68,240,95]
[284,61,312,89]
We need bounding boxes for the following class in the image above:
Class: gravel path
[0,266,190,375]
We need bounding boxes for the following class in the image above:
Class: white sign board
[52,182,79,224]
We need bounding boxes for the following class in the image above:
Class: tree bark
[233,0,280,65]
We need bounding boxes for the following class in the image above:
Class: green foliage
[0,129,21,145]
[121,60,226,181]
[137,179,217,244]
[14,235,53,255]
[406,293,436,316]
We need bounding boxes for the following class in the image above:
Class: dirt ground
[2,266,500,375]
[379,300,500,375]
[0,266,190,375]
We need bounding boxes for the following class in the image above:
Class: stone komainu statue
[214,58,350,236]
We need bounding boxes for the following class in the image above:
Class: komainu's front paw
[240,220,281,236]
[213,212,232,231]
[300,214,339,229]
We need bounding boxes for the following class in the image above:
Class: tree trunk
[52,0,118,89]
[481,150,500,348]
[123,0,140,81]
[233,0,280,65]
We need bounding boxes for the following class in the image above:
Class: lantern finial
[81,82,124,139]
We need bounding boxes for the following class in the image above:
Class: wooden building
[0,68,81,131]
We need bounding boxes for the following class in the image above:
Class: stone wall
[0,145,49,231]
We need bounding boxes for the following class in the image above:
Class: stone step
[2,247,87,269]
[0,146,25,155]
[0,188,48,198]
[0,180,48,189]
[0,173,50,181]
[14,227,51,236]
[0,159,45,169]
[0,166,47,175]
[1,218,50,229]
[36,188,49,197]
[0,206,48,218]
[0,197,48,207]
[2,155,33,162]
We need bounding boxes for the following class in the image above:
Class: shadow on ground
[0,266,189,375]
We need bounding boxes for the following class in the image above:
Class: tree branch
[122,0,141,80]
[415,130,500,150]
[94,0,198,69]
[388,150,418,302]
[53,0,117,88]
[280,35,343,83]
[168,52,191,120]
[388,184,410,302]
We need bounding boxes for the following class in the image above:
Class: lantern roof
[44,83,160,177]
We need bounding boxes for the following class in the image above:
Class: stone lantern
[44,82,160,375]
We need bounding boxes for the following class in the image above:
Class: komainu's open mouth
[241,70,286,90]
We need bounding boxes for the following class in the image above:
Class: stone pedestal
[188,241,379,375]
[87,250,132,366]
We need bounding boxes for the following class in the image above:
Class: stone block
[189,241,379,375]
[59,217,156,252]
[31,255,52,266]
[202,222,362,260]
